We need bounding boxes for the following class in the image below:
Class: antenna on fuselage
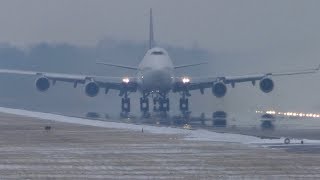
[149,8,155,50]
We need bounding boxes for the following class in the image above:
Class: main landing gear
[140,96,150,118]
[179,91,191,119]
[140,92,170,119]
[153,97,169,112]
[153,96,170,118]
[120,92,130,118]
[172,92,191,125]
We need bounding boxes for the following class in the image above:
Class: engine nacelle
[212,82,227,98]
[85,82,99,97]
[259,78,274,93]
[35,77,50,92]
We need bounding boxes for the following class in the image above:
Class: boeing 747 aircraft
[0,9,318,118]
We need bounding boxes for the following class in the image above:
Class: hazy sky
[0,0,320,115]
[1,0,320,113]
[0,0,319,54]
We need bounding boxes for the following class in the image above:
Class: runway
[0,108,320,179]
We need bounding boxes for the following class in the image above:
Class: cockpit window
[151,51,164,55]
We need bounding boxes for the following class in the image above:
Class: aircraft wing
[174,62,207,69]
[0,69,138,93]
[173,65,320,95]
[96,62,138,70]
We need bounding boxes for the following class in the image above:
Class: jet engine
[259,77,274,93]
[212,82,227,98]
[85,82,99,97]
[35,77,50,92]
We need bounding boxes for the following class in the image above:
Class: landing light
[122,78,130,83]
[182,77,190,84]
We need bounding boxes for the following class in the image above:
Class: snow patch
[1,107,320,146]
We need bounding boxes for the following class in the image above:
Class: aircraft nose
[142,69,172,91]
[154,70,171,82]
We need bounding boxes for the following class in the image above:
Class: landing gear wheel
[121,98,130,118]
[153,98,159,112]
[160,98,170,112]
[141,97,151,119]
[179,98,189,112]
[153,97,170,112]
[140,97,149,112]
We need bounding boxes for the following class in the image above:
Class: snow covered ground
[0,106,319,147]
[1,107,320,179]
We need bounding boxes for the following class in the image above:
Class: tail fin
[149,8,154,49]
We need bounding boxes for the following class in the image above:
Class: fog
[0,0,319,118]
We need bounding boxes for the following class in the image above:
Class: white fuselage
[137,47,174,93]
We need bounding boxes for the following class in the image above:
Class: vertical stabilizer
[149,8,154,49]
